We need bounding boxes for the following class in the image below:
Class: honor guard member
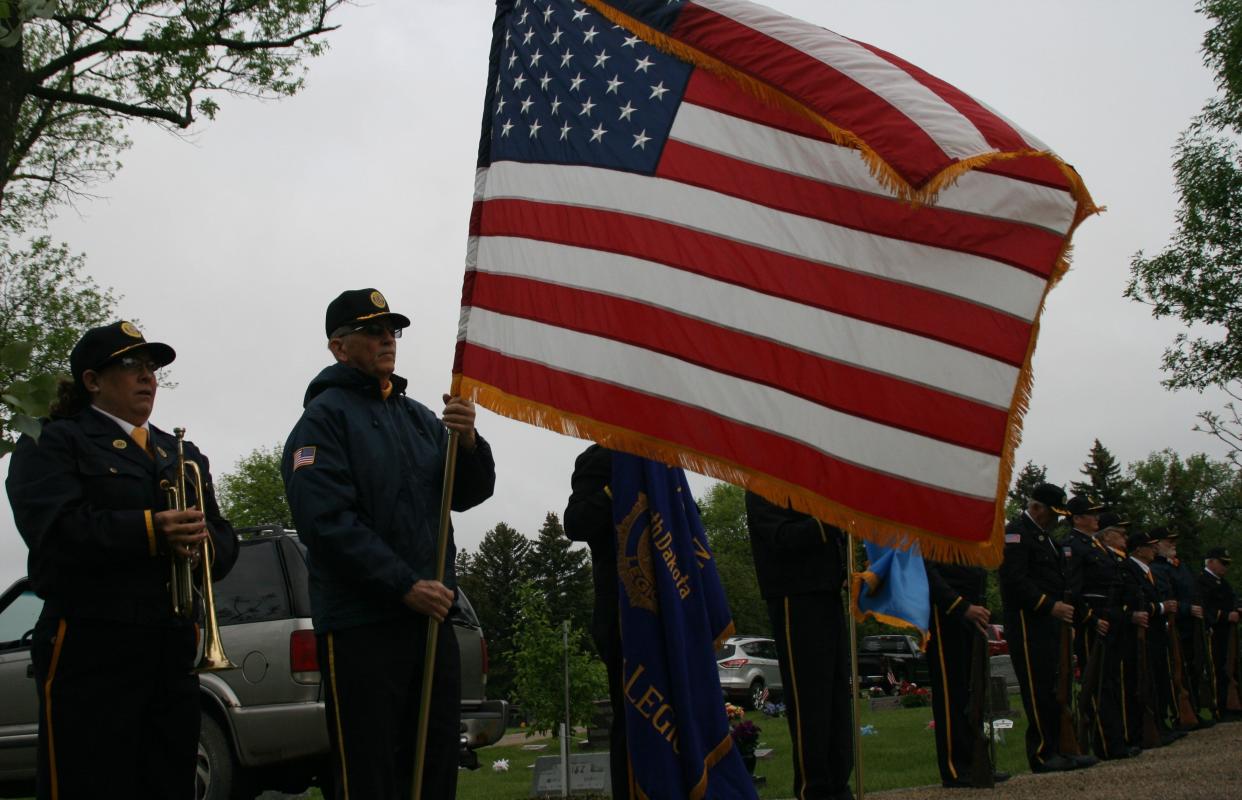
[924,559,1009,788]
[1061,495,1104,669]
[564,444,631,799]
[1088,516,1139,759]
[282,289,496,799]
[6,321,238,800]
[1150,529,1208,729]
[1119,529,1181,747]
[745,492,854,800]
[1198,546,1240,721]
[998,482,1095,772]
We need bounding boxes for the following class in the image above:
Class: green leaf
[0,341,34,372]
[0,439,16,457]
[11,413,41,442]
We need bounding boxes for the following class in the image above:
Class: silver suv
[716,635,784,710]
[0,527,506,799]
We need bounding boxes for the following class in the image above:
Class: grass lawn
[362,701,1031,799]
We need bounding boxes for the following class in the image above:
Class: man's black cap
[1098,512,1129,531]
[325,288,411,338]
[1149,526,1177,542]
[69,321,175,384]
[1127,529,1158,552]
[1065,495,1105,516]
[1206,546,1233,564]
[1030,482,1067,511]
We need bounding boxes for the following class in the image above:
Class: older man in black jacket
[283,289,496,800]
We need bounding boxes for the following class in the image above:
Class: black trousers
[767,593,853,800]
[926,607,981,784]
[31,615,199,800]
[1209,623,1238,716]
[1081,623,1128,759]
[318,616,461,800]
[591,611,632,800]
[1149,623,1174,730]
[1004,609,1062,769]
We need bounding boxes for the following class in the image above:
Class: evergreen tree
[528,512,593,638]
[458,521,531,702]
[1006,461,1050,518]
[1071,439,1133,513]
[699,482,768,636]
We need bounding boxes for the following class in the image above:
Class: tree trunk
[0,11,28,213]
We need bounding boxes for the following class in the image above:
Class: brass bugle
[167,427,236,672]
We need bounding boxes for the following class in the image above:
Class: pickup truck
[0,526,506,800]
[857,634,930,694]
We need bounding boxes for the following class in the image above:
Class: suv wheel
[749,679,766,710]
[197,715,236,800]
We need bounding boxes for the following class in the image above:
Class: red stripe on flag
[656,139,1063,278]
[457,341,996,540]
[478,198,1032,365]
[467,272,1008,453]
[672,3,952,187]
[848,38,1030,154]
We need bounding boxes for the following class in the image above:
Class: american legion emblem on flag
[454,0,1098,567]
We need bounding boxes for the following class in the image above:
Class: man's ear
[82,369,101,393]
[328,337,347,364]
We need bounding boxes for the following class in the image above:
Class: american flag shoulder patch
[1063,546,1073,558]
[1004,532,1021,544]
[292,446,317,471]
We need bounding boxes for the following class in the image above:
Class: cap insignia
[370,291,386,309]
[120,322,142,338]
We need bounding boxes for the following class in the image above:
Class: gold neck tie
[130,426,152,457]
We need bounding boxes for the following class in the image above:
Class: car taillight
[718,658,749,669]
[290,629,320,683]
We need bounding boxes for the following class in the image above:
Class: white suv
[716,635,784,710]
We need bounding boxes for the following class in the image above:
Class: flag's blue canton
[492,0,692,174]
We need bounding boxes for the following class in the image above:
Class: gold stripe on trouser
[327,633,350,799]
[1019,611,1046,761]
[932,609,956,779]
[784,597,808,800]
[43,619,68,800]
[1206,630,1218,713]
[1120,661,1129,734]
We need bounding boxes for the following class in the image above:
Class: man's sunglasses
[115,356,162,375]
[339,322,403,339]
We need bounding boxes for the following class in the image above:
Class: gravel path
[871,722,1242,800]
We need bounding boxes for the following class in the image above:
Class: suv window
[454,588,481,627]
[757,641,779,660]
[215,540,291,625]
[715,644,736,660]
[0,589,41,648]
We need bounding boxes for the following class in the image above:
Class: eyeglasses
[116,356,161,375]
[340,323,403,339]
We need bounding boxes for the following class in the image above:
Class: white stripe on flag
[462,307,1001,498]
[481,161,1047,320]
[693,0,995,160]
[474,236,1018,407]
[670,103,1077,234]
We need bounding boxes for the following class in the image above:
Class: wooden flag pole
[412,430,460,800]
[847,534,865,800]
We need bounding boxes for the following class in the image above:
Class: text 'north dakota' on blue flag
[610,452,755,799]
[456,0,1098,567]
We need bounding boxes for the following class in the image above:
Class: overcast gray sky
[1,0,1233,588]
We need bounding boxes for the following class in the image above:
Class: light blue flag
[852,541,931,639]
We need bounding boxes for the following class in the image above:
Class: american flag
[455,0,1097,565]
[292,446,317,471]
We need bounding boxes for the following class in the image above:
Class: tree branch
[27,85,191,127]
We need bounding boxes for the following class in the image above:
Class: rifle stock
[1137,626,1161,749]
[1195,619,1215,709]
[1056,602,1082,756]
[968,631,993,788]
[1167,617,1199,727]
[1076,637,1105,751]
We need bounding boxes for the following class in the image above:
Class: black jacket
[925,561,987,627]
[282,364,495,632]
[744,491,846,600]
[1198,568,1236,633]
[999,511,1066,617]
[1079,539,1124,626]
[563,445,618,640]
[6,408,237,625]
[1120,557,1166,635]
[1063,528,1103,625]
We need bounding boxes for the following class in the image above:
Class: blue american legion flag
[610,452,755,800]
[852,542,931,640]
[455,0,1097,566]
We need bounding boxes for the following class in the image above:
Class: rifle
[1055,594,1083,756]
[1194,619,1215,709]
[1227,620,1242,712]
[1166,616,1199,727]
[1136,626,1161,749]
[967,630,994,788]
[1076,635,1106,751]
